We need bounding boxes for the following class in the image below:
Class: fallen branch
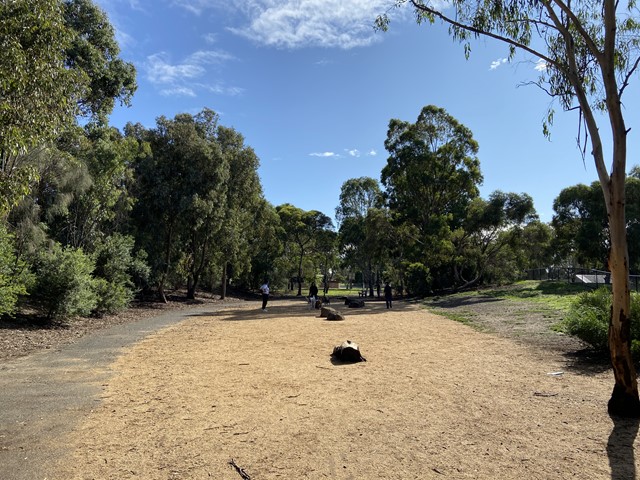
[229,459,252,480]
[533,391,558,397]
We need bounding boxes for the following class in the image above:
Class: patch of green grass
[325,288,365,296]
[477,280,587,313]
[426,307,490,332]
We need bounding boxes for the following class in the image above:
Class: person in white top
[260,281,270,311]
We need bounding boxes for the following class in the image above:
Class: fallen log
[331,340,366,362]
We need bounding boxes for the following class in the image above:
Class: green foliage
[131,109,265,298]
[382,105,483,280]
[0,225,32,317]
[276,203,334,295]
[552,182,608,268]
[91,277,131,316]
[559,287,640,356]
[91,234,144,315]
[62,0,137,124]
[0,0,78,214]
[335,177,382,224]
[405,262,431,297]
[0,0,136,217]
[382,105,482,236]
[30,243,97,321]
[0,0,78,157]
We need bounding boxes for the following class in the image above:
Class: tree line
[3,0,640,415]
[2,0,639,322]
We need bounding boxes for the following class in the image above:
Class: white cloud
[170,0,409,49]
[146,52,204,84]
[367,149,377,156]
[198,83,245,96]
[230,0,392,49]
[203,33,218,44]
[346,148,361,157]
[145,50,241,97]
[489,57,508,70]
[160,86,197,97]
[309,152,339,157]
[534,58,548,72]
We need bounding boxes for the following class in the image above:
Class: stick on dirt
[228,458,252,480]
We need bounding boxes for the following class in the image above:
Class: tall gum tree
[377,0,640,416]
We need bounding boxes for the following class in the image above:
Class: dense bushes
[559,287,640,357]
[405,262,431,296]
[30,244,97,321]
[91,234,148,315]
[0,225,32,317]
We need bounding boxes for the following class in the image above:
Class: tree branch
[409,0,561,69]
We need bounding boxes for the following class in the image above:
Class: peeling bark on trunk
[607,187,640,417]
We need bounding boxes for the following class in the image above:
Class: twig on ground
[229,459,252,480]
[533,391,558,397]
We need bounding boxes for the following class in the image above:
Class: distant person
[308,282,319,309]
[384,282,393,309]
[260,280,270,312]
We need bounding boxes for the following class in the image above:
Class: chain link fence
[525,267,640,292]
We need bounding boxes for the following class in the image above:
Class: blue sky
[96,0,640,225]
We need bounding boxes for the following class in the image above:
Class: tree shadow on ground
[425,295,504,309]
[607,415,639,480]
[562,348,611,375]
[188,297,414,322]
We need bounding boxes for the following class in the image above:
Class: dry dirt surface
[32,295,638,480]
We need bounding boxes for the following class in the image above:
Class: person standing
[384,282,393,309]
[260,280,270,312]
[308,282,319,308]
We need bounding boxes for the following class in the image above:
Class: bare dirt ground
[2,293,639,479]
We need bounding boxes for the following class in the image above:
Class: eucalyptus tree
[276,204,334,296]
[215,125,264,299]
[381,105,482,275]
[62,0,136,125]
[517,221,556,270]
[0,0,77,214]
[245,200,283,290]
[552,182,609,268]
[312,229,339,294]
[378,0,640,416]
[336,177,384,295]
[453,191,537,289]
[0,0,136,216]
[553,172,640,272]
[43,126,141,250]
[132,110,227,301]
[335,177,383,225]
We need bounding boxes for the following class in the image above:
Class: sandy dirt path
[44,298,639,479]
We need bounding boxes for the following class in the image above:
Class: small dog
[307,296,316,309]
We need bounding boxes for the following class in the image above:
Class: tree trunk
[297,250,304,296]
[368,259,374,297]
[606,174,640,416]
[186,275,196,300]
[221,262,227,300]
[157,280,168,304]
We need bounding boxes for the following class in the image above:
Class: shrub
[92,277,132,315]
[30,243,97,321]
[560,287,640,356]
[0,225,32,317]
[405,262,432,297]
[91,234,144,315]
